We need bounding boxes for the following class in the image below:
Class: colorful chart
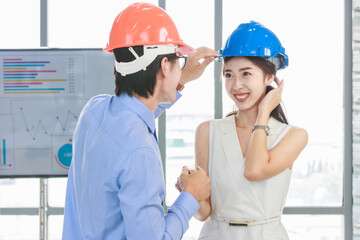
[56,143,72,169]
[19,107,78,141]
[58,143,72,165]
[1,55,84,97]
[0,115,14,169]
[0,49,115,177]
[1,138,6,166]
[52,136,73,171]
[12,99,85,149]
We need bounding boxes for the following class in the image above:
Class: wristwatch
[252,125,270,136]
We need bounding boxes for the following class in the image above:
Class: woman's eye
[224,73,232,78]
[243,71,251,76]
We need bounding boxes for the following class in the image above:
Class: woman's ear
[265,74,275,86]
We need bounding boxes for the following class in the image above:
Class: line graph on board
[19,107,78,141]
[12,99,86,170]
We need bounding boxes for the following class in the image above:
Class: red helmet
[104,2,194,55]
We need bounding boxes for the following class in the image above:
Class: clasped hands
[175,166,211,203]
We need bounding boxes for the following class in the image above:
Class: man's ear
[265,74,275,86]
[160,57,170,77]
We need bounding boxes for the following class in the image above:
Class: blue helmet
[219,21,288,70]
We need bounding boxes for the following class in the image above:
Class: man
[62,3,220,239]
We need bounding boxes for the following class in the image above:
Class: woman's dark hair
[224,56,288,124]
[113,46,177,98]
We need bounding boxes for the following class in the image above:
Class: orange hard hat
[104,2,194,55]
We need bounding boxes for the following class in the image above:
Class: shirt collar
[114,94,156,133]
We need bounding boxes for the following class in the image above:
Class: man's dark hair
[113,46,177,98]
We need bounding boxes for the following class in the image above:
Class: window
[223,0,343,206]
[164,1,214,238]
[0,1,41,238]
[48,0,157,48]
[282,215,342,239]
[222,0,345,238]
[0,0,40,48]
[0,215,38,239]
[0,0,350,239]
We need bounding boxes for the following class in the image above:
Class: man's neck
[133,93,158,112]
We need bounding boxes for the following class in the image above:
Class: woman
[178,21,308,239]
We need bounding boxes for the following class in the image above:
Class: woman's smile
[234,93,250,102]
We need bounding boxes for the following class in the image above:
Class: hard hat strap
[128,47,141,60]
[266,57,281,70]
[115,44,178,76]
[265,54,286,70]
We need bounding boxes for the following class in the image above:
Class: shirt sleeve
[116,147,199,240]
[153,91,182,119]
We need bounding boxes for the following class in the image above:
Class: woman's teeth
[235,94,249,100]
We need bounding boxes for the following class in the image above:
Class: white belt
[212,214,281,227]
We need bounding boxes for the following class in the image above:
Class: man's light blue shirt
[62,92,199,240]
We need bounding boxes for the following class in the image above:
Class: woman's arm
[193,121,212,221]
[244,112,308,181]
[244,78,308,181]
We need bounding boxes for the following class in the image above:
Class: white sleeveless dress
[198,115,292,240]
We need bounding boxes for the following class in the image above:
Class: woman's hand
[175,167,195,192]
[258,77,284,117]
[175,177,182,192]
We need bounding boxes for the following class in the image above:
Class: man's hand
[175,167,195,192]
[179,47,221,86]
[178,166,211,202]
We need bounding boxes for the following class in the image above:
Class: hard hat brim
[104,41,195,55]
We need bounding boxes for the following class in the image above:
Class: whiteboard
[0,48,115,177]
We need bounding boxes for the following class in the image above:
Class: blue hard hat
[220,21,288,70]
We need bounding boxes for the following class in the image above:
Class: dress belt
[212,214,281,227]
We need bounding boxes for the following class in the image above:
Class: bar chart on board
[0,115,14,170]
[1,55,84,97]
